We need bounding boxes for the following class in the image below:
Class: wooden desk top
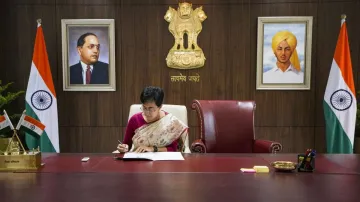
[1,153,360,202]
[36,153,360,174]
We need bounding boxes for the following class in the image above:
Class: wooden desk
[1,153,360,202]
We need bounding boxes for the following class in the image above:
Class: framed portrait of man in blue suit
[61,19,116,91]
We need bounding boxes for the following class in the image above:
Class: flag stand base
[0,151,41,171]
[0,130,42,171]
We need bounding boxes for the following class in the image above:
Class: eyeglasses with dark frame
[140,106,159,113]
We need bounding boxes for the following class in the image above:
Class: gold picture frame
[256,16,313,90]
[61,19,116,91]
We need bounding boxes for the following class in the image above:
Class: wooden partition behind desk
[1,0,359,153]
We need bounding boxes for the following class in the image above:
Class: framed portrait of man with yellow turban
[256,17,313,90]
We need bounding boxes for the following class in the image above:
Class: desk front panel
[1,172,359,202]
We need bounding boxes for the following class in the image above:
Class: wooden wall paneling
[184,4,211,130]
[92,92,122,126]
[59,93,91,126]
[249,0,318,3]
[255,127,315,153]
[357,0,360,99]
[254,92,315,127]
[2,0,360,153]
[60,126,126,153]
[185,4,231,137]
[147,5,166,88]
[289,127,315,153]
[115,5,123,124]
[207,4,228,100]
[55,1,120,152]
[8,0,56,5]
[0,2,6,78]
[121,3,139,125]
[314,126,326,153]
[59,127,83,152]
[226,3,252,100]
[4,1,58,103]
[58,91,122,127]
[131,3,149,91]
[0,1,58,150]
[251,2,317,128]
[56,2,121,128]
[81,126,122,153]
[356,0,360,98]
[0,1,26,121]
[120,3,166,125]
[255,127,289,152]
[248,2,264,99]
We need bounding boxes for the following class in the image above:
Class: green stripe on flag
[25,102,56,152]
[0,126,12,135]
[323,101,352,153]
[20,126,40,138]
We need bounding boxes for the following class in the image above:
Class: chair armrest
[253,139,283,153]
[190,139,206,153]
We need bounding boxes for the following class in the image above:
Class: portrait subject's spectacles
[85,44,100,50]
[140,106,158,113]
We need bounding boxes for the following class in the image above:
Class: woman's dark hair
[140,86,164,107]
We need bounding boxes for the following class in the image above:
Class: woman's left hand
[134,146,154,153]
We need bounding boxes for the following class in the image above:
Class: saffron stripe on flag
[333,22,355,96]
[32,25,56,97]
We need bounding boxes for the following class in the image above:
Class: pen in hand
[117,140,128,152]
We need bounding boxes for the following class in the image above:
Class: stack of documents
[122,152,185,161]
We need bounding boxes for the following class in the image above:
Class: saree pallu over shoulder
[131,113,188,151]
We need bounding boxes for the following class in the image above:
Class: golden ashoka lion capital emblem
[164,2,207,69]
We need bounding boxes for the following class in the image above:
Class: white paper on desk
[123,152,184,161]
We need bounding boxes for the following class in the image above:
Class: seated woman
[117,86,188,153]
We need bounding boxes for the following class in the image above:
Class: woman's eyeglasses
[140,106,158,113]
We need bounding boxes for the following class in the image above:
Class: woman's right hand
[117,144,129,153]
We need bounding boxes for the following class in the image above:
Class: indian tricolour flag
[25,20,59,152]
[16,112,45,138]
[0,110,14,133]
[324,16,356,154]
